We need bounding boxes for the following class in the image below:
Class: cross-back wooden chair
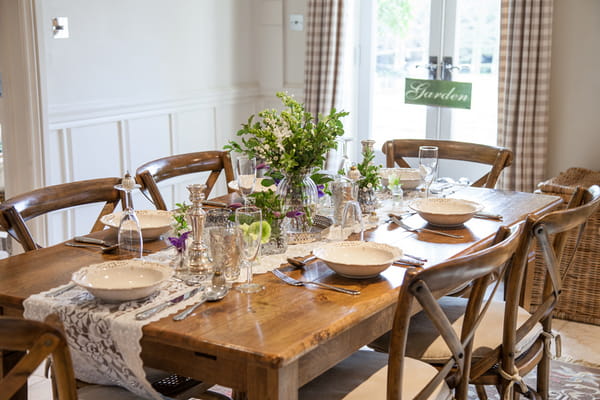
[468,184,600,399]
[382,139,513,188]
[299,225,522,400]
[371,186,600,400]
[0,314,158,400]
[135,151,235,211]
[0,177,123,252]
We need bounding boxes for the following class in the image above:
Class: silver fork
[271,269,360,295]
[390,216,463,239]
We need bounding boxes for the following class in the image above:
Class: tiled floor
[26,318,600,399]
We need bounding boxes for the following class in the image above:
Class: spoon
[204,269,229,302]
[287,255,317,268]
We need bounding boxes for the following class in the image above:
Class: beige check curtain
[304,0,345,118]
[497,0,554,192]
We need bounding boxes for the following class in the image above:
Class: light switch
[52,17,69,39]
[289,14,304,31]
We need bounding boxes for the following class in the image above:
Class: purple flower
[256,162,269,170]
[286,209,305,219]
[229,202,243,210]
[168,231,190,253]
[317,184,325,198]
[273,211,281,218]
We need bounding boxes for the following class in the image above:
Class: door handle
[442,56,459,81]
[416,56,439,79]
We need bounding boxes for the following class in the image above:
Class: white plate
[100,209,172,240]
[72,260,172,302]
[228,178,277,193]
[409,198,483,227]
[313,242,402,279]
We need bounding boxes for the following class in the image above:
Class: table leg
[245,362,298,400]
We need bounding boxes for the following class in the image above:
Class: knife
[473,211,503,220]
[135,287,203,320]
[74,236,152,253]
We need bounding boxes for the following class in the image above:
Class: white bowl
[409,198,483,227]
[227,178,276,193]
[72,260,172,302]
[383,168,421,190]
[313,242,402,279]
[100,209,172,240]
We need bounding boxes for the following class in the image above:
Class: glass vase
[277,172,319,234]
[261,219,288,255]
[358,186,377,213]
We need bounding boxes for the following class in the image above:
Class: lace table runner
[24,256,204,400]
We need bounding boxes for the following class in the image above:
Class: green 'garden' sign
[404,78,472,109]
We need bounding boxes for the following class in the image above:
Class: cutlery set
[66,236,151,253]
[389,216,464,239]
[271,269,360,295]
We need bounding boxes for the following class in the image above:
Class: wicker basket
[528,168,600,325]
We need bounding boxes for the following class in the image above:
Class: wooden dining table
[0,187,562,400]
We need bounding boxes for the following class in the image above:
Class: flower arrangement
[355,145,381,191]
[168,202,191,252]
[224,92,348,176]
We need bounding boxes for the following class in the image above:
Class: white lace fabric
[24,254,201,400]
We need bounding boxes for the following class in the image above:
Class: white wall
[34,0,269,245]
[546,0,600,178]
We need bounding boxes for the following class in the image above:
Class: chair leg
[536,353,550,400]
[475,384,489,400]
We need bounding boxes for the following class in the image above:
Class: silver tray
[287,215,333,244]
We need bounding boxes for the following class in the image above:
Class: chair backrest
[0,177,123,252]
[488,185,600,384]
[0,315,78,400]
[386,224,522,399]
[135,151,235,210]
[382,139,513,188]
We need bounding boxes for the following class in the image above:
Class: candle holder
[185,184,212,285]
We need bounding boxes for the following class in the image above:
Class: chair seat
[371,296,542,363]
[299,350,451,400]
[77,384,148,400]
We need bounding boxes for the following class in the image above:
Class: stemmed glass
[235,206,264,293]
[115,173,143,258]
[236,157,257,205]
[340,181,364,241]
[418,145,439,198]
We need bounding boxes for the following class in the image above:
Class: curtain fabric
[304,0,345,118]
[497,0,554,192]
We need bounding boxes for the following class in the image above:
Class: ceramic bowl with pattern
[409,198,483,227]
[100,209,172,240]
[313,242,402,279]
[72,260,172,302]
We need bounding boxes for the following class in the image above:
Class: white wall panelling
[43,88,260,246]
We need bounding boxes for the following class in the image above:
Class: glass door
[346,0,501,161]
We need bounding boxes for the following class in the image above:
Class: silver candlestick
[185,184,212,285]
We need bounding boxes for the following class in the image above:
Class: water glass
[341,200,364,241]
[209,226,242,285]
[235,206,264,293]
[236,157,257,205]
[418,146,439,198]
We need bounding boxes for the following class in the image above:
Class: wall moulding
[47,85,261,129]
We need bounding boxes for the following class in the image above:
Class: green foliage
[224,92,349,176]
[356,147,381,190]
[171,202,190,236]
[248,190,284,228]
[378,0,412,38]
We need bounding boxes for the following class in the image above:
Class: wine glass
[236,157,257,205]
[418,146,439,198]
[115,173,143,258]
[235,206,264,293]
